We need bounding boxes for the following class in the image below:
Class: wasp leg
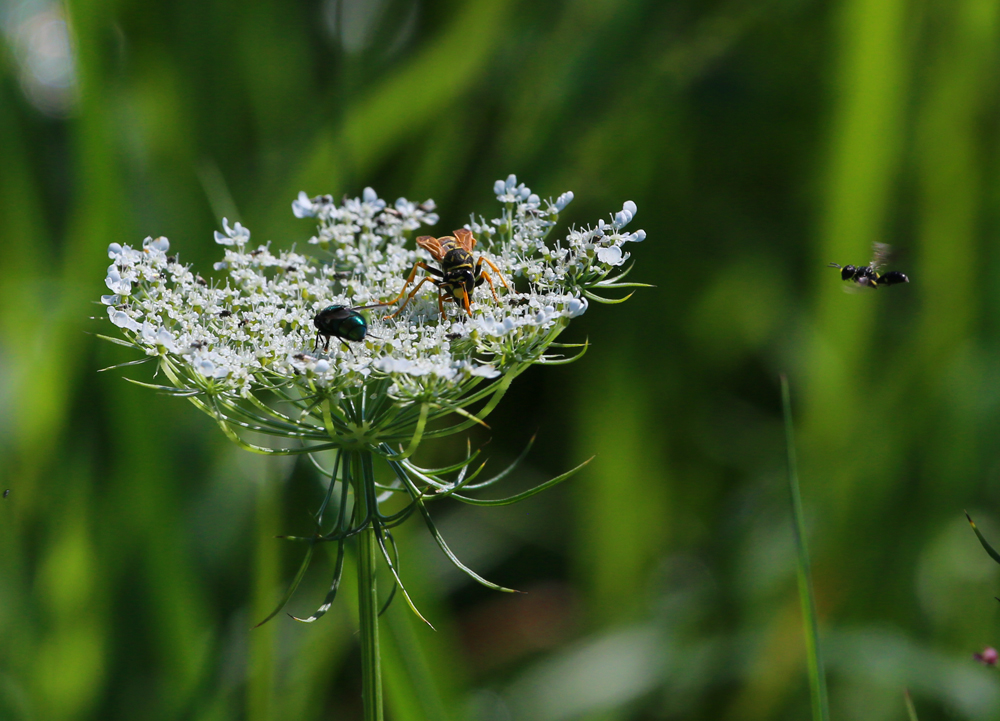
[438,288,448,319]
[473,257,514,302]
[475,266,502,303]
[386,276,439,319]
[385,262,443,307]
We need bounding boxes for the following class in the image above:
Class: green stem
[780,375,830,721]
[354,450,383,721]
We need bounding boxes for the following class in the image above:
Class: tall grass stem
[904,688,919,721]
[781,375,830,721]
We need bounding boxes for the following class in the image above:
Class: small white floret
[292,191,316,218]
[109,308,140,332]
[554,191,574,211]
[566,297,588,318]
[596,245,626,266]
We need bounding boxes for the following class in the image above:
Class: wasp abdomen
[877,271,909,286]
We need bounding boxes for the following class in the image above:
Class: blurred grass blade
[781,375,830,721]
[904,688,919,721]
[965,512,1000,565]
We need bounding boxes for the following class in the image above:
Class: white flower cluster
[472,174,645,286]
[100,177,643,440]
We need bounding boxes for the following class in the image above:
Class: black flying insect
[829,243,909,289]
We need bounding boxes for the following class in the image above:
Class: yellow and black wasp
[386,229,513,319]
[829,242,909,289]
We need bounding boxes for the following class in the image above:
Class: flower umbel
[98,175,647,623]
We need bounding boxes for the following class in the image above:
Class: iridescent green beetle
[313,304,387,350]
[313,305,367,350]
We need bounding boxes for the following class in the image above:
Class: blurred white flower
[214,217,250,246]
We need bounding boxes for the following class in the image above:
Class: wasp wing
[453,228,477,252]
[841,281,877,294]
[416,235,445,261]
[870,242,892,272]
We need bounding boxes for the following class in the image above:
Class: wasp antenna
[827,262,842,269]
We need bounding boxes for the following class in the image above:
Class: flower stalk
[355,452,383,721]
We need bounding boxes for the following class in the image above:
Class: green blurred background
[3,0,1000,718]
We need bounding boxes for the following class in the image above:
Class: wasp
[829,243,909,289]
[386,229,513,319]
[313,304,386,350]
